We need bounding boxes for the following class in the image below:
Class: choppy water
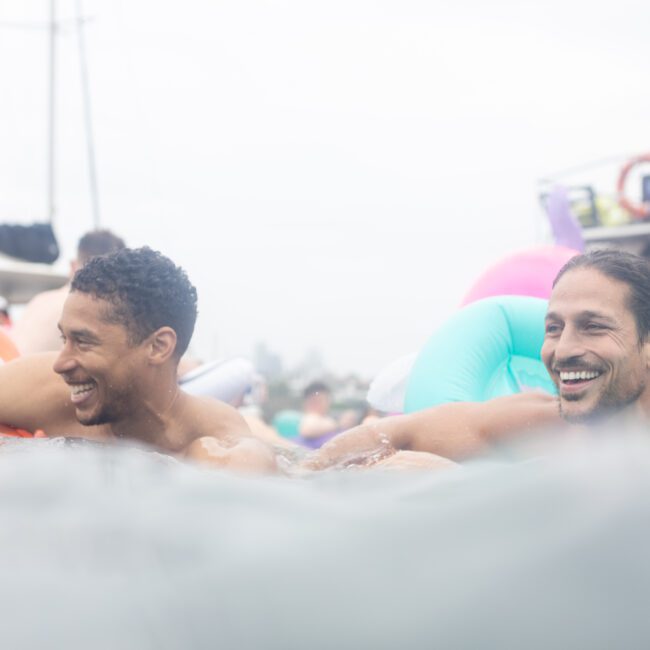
[1,431,650,649]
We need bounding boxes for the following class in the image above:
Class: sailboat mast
[75,0,100,229]
[47,0,56,225]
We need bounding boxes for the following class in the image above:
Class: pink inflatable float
[461,245,579,306]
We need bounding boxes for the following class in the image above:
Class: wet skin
[53,291,149,427]
[541,268,650,423]
[49,291,269,472]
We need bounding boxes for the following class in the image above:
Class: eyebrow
[545,310,618,324]
[58,324,100,341]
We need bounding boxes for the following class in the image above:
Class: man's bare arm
[309,392,561,468]
[0,353,76,433]
[404,392,561,458]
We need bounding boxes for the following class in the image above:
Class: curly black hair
[71,247,198,357]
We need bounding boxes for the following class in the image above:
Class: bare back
[11,287,69,355]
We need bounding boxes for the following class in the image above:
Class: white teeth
[71,382,94,396]
[559,370,601,381]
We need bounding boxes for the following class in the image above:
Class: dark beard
[75,386,134,427]
[77,408,116,427]
[560,381,646,424]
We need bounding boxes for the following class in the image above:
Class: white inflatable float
[366,352,417,413]
[179,357,258,406]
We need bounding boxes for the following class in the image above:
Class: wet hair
[303,381,330,399]
[71,247,198,358]
[554,249,650,341]
[77,229,126,266]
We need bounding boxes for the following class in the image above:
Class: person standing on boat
[12,229,125,354]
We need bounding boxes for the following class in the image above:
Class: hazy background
[1,0,648,377]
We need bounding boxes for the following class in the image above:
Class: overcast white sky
[1,0,649,376]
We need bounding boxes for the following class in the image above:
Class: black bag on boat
[0,222,60,264]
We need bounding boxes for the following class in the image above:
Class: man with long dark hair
[310,250,650,468]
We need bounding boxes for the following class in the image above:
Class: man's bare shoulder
[179,392,252,442]
[178,393,278,473]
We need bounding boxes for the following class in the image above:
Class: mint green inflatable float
[404,296,556,413]
[272,410,302,439]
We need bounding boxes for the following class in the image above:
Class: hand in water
[186,436,279,475]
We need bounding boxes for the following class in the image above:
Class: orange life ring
[0,329,18,363]
[617,153,650,220]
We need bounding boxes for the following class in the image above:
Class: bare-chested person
[5,248,650,476]
[308,249,650,470]
[11,229,126,355]
[0,247,276,473]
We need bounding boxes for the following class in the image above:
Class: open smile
[68,380,97,406]
[556,369,604,395]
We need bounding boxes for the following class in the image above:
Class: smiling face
[541,267,650,423]
[53,291,149,426]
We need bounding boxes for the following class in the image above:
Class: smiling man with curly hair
[0,247,277,473]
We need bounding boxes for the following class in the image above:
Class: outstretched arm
[0,352,75,434]
[308,392,561,469]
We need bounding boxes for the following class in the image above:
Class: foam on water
[1,432,650,649]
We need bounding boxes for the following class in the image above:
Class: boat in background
[0,253,66,304]
[0,2,98,307]
[540,152,650,255]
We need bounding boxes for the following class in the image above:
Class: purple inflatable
[545,185,585,252]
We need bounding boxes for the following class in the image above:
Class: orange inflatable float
[0,331,39,438]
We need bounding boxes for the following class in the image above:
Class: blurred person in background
[240,375,297,449]
[12,229,125,354]
[296,380,364,449]
[299,381,340,439]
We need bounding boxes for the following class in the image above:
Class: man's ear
[147,327,177,365]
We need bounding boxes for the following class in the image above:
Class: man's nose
[554,326,585,362]
[52,343,76,375]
